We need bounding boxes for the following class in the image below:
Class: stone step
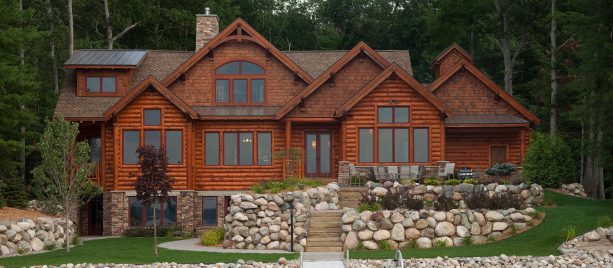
[306,246,343,252]
[308,222,343,228]
[306,240,342,247]
[307,236,341,242]
[310,210,344,215]
[309,216,342,221]
[339,186,369,192]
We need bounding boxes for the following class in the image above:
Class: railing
[282,160,303,179]
[88,162,101,185]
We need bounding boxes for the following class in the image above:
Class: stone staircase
[306,210,344,252]
[339,187,368,208]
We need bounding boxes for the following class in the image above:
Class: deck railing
[282,159,303,179]
[88,162,101,185]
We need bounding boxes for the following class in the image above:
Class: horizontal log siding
[344,77,445,165]
[104,121,114,191]
[290,123,341,178]
[112,90,191,190]
[194,121,285,191]
[445,128,525,170]
[168,41,307,107]
[288,56,382,117]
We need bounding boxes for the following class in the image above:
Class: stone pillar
[103,191,127,236]
[178,191,196,233]
[338,161,351,186]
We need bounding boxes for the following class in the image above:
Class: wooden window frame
[412,127,430,163]
[358,128,375,164]
[204,130,273,168]
[303,131,333,178]
[223,132,254,166]
[143,108,162,126]
[257,131,273,166]
[86,76,117,93]
[202,196,218,227]
[377,128,410,163]
[128,196,177,227]
[214,60,266,105]
[122,129,140,165]
[377,106,410,124]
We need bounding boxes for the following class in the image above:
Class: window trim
[128,196,177,227]
[203,129,274,168]
[358,128,375,164]
[202,196,218,227]
[213,60,266,105]
[86,76,117,93]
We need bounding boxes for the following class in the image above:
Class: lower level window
[129,197,177,226]
[202,196,218,226]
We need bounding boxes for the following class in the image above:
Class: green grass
[349,190,613,259]
[0,237,297,267]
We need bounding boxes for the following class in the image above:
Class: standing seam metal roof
[64,49,148,66]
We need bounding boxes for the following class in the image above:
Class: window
[129,197,177,226]
[413,128,429,162]
[144,130,161,149]
[223,132,253,166]
[86,76,116,93]
[123,130,139,164]
[144,109,161,126]
[257,132,272,165]
[378,107,409,124]
[202,196,217,226]
[166,130,182,164]
[89,137,101,163]
[215,61,265,103]
[358,129,374,162]
[223,133,238,165]
[205,133,220,165]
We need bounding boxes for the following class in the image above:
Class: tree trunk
[502,37,514,95]
[549,0,558,137]
[68,0,74,56]
[18,0,26,186]
[65,204,71,253]
[103,0,113,49]
[45,0,59,94]
[153,204,158,256]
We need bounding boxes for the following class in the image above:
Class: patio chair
[438,162,455,180]
[399,165,411,180]
[409,165,421,180]
[375,166,387,181]
[387,166,399,181]
[349,163,367,186]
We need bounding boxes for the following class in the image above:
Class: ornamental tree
[32,117,100,253]
[130,145,174,256]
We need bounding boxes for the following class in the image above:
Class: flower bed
[341,207,540,250]
[224,183,340,251]
[0,218,75,256]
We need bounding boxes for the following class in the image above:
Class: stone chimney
[195,7,219,51]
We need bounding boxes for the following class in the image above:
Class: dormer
[431,43,472,78]
[64,50,148,97]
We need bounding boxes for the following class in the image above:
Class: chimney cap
[205,7,210,15]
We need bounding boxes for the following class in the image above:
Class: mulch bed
[0,207,59,222]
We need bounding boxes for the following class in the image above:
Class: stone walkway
[158,238,289,254]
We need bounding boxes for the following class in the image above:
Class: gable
[287,54,384,117]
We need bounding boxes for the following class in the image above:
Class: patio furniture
[349,163,368,186]
[375,166,387,181]
[399,165,411,180]
[438,162,456,180]
[410,165,421,180]
[387,166,399,180]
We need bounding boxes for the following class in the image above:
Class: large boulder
[404,228,420,240]
[239,202,258,209]
[362,241,378,250]
[373,230,391,241]
[415,219,429,230]
[358,230,373,240]
[435,222,455,236]
[343,231,358,250]
[352,220,367,231]
[342,211,360,223]
[492,222,508,232]
[415,237,432,248]
[456,225,469,238]
[391,224,405,241]
[485,211,504,221]
[373,187,388,197]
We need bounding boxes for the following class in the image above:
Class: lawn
[349,190,613,259]
[0,190,611,267]
[0,237,297,267]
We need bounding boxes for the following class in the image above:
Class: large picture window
[123,130,139,164]
[205,131,272,167]
[358,129,374,162]
[215,61,265,104]
[129,197,177,226]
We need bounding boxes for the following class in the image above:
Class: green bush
[250,177,323,194]
[2,177,29,208]
[433,239,447,248]
[523,133,575,187]
[559,225,576,242]
[445,179,462,186]
[485,163,516,177]
[123,225,181,237]
[462,178,478,185]
[423,177,441,186]
[463,235,474,246]
[200,227,225,246]
[357,202,381,212]
[377,240,392,250]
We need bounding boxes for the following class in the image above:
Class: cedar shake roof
[64,49,148,68]
[445,114,528,125]
[284,50,413,78]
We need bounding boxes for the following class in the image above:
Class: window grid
[214,61,265,104]
[204,130,272,167]
[86,76,117,93]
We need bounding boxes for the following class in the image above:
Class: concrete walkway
[158,238,289,254]
[302,252,344,268]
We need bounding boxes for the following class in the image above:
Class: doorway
[490,145,508,165]
[87,196,103,236]
[304,132,332,177]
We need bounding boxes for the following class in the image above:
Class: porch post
[440,123,446,161]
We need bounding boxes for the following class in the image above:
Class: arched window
[215,61,265,104]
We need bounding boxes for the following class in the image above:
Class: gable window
[215,61,265,104]
[378,107,409,124]
[87,76,116,93]
[144,109,161,126]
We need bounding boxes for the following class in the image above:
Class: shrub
[357,202,381,212]
[509,224,517,235]
[462,178,479,185]
[485,163,516,177]
[401,195,424,210]
[355,242,366,251]
[434,195,458,211]
[523,133,575,187]
[444,179,462,186]
[123,225,181,237]
[43,241,57,251]
[528,209,540,219]
[463,235,474,246]
[200,228,225,246]
[16,246,27,255]
[559,225,576,242]
[404,239,417,249]
[2,177,29,208]
[433,239,447,248]
[249,177,322,194]
[377,240,392,250]
[464,191,522,210]
[596,216,613,228]
[423,177,441,186]
[380,191,401,210]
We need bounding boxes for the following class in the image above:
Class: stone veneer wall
[370,182,544,208]
[341,207,538,250]
[0,218,76,256]
[223,183,340,251]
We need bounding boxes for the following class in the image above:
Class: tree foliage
[523,132,575,188]
[32,117,100,253]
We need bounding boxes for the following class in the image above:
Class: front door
[490,145,508,165]
[305,132,331,177]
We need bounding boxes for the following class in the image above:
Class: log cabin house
[55,11,539,236]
